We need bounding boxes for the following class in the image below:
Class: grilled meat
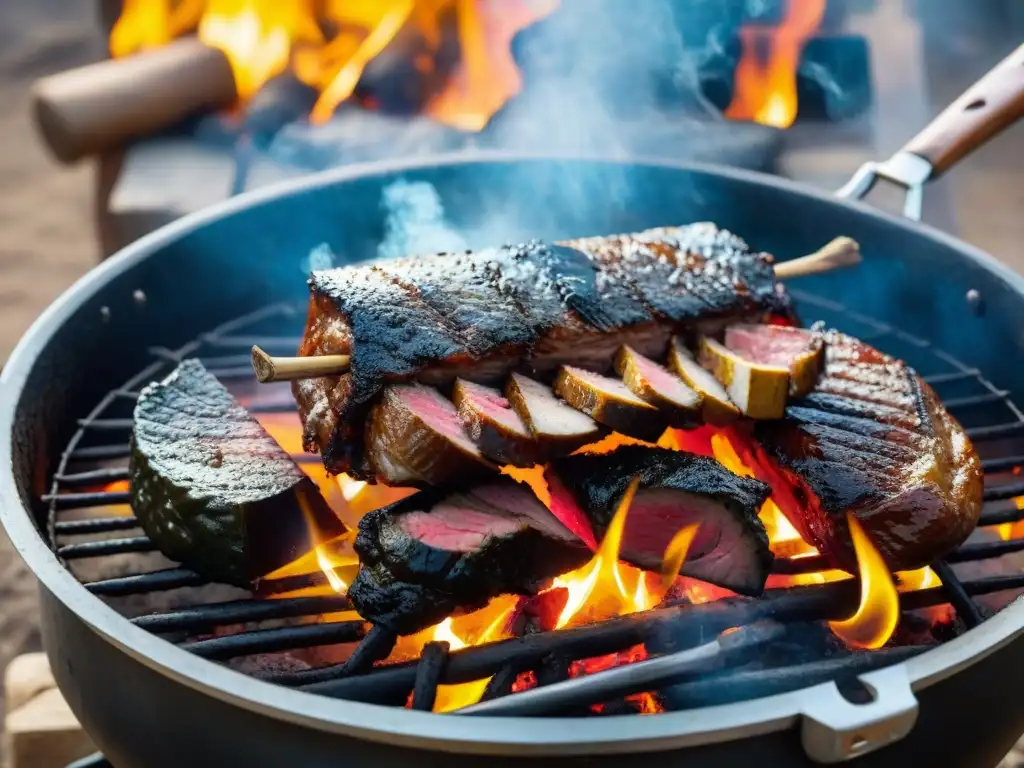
[130,360,346,587]
[453,379,540,467]
[547,445,774,595]
[723,323,825,397]
[364,384,496,486]
[668,337,741,426]
[738,330,983,572]
[348,480,589,634]
[295,223,791,476]
[698,336,791,420]
[505,372,603,457]
[614,345,702,427]
[554,365,666,441]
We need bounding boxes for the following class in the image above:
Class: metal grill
[41,290,1024,715]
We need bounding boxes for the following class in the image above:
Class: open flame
[725,0,826,129]
[110,0,557,129]
[828,513,900,650]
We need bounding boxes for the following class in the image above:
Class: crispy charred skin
[747,331,983,572]
[348,481,590,634]
[131,360,345,587]
[294,224,794,476]
[549,445,774,595]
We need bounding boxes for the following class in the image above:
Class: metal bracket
[799,664,919,764]
[835,151,935,222]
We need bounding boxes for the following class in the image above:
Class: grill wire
[40,290,1024,713]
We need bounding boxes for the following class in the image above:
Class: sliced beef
[614,345,702,427]
[698,336,790,420]
[348,481,589,634]
[745,330,983,572]
[554,365,666,441]
[723,324,825,397]
[295,223,793,476]
[505,372,603,455]
[453,379,540,466]
[364,384,496,486]
[667,337,740,426]
[548,445,774,595]
[131,360,346,588]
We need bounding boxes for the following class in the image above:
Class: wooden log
[33,37,237,165]
[4,653,95,768]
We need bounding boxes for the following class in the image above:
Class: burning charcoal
[364,384,497,486]
[505,372,603,456]
[453,378,541,467]
[746,330,983,572]
[667,337,741,426]
[130,360,346,588]
[549,445,774,595]
[614,345,702,427]
[348,480,590,635]
[554,366,666,441]
[723,324,825,397]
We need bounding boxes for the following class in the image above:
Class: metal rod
[84,567,207,596]
[57,536,155,559]
[456,622,784,716]
[43,491,131,510]
[982,480,1024,502]
[54,516,140,535]
[132,595,352,634]
[53,466,130,487]
[931,559,985,628]
[180,620,366,660]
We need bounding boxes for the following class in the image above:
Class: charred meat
[130,360,346,587]
[548,445,774,595]
[295,224,792,476]
[741,330,983,572]
[348,480,590,634]
[505,372,603,457]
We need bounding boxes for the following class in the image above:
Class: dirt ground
[0,1,1021,766]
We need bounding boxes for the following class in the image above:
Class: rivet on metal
[966,289,983,315]
[133,289,147,306]
[99,306,111,322]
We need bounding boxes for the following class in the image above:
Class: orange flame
[996,496,1024,541]
[724,0,826,129]
[110,0,556,129]
[828,513,900,650]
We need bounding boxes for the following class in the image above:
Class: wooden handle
[251,346,350,383]
[901,42,1024,177]
[32,37,237,164]
[773,237,861,281]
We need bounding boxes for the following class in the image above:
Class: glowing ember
[724,0,826,129]
[110,0,556,129]
[828,513,900,650]
[996,496,1024,541]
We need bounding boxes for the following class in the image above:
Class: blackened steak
[295,223,792,476]
[348,480,589,634]
[746,330,983,572]
[548,445,774,595]
[130,360,346,587]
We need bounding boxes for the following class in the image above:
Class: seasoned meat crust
[294,223,792,476]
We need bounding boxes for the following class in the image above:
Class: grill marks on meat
[749,331,983,572]
[295,224,789,475]
[347,481,589,633]
[550,446,774,595]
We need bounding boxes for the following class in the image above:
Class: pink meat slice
[400,505,524,552]
[724,324,817,367]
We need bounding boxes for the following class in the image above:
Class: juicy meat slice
[453,379,540,467]
[130,360,346,587]
[548,445,774,595]
[294,224,794,476]
[505,372,603,455]
[364,384,496,486]
[554,365,667,441]
[724,324,825,397]
[698,336,790,421]
[745,330,983,572]
[347,481,589,633]
[667,337,740,426]
[614,345,702,427]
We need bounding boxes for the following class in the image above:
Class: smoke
[377,179,468,259]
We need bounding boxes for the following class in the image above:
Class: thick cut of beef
[744,330,983,572]
[294,223,793,476]
[130,360,346,587]
[548,445,774,595]
[348,480,589,634]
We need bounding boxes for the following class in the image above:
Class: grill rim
[2,151,1024,756]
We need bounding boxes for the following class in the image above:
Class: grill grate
[40,291,1024,714]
